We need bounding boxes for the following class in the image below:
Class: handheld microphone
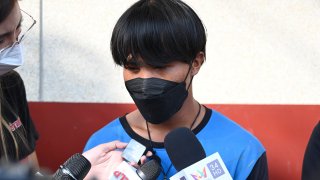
[109,138,161,179]
[164,127,206,171]
[136,159,161,180]
[52,153,91,180]
[164,127,232,180]
[110,159,161,180]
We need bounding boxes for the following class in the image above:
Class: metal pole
[39,0,43,101]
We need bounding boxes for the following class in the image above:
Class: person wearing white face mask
[0,41,24,75]
[0,0,39,169]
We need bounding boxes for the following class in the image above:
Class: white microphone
[164,127,232,180]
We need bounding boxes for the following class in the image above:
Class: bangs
[111,0,206,67]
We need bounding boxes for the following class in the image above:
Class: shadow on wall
[38,31,123,102]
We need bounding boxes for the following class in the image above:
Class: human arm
[20,151,39,170]
[83,140,153,179]
[82,140,127,166]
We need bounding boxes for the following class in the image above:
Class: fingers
[145,150,153,157]
[129,161,139,169]
[114,141,127,149]
[139,155,148,164]
[98,141,127,152]
[138,150,153,164]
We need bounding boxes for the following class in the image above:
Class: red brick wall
[29,102,320,179]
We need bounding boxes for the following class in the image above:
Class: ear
[191,52,205,76]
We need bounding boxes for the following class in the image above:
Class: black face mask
[125,70,192,124]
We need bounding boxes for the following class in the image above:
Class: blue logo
[207,159,225,178]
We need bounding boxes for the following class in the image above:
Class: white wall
[18,0,320,104]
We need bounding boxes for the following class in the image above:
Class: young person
[0,0,39,167]
[84,0,269,179]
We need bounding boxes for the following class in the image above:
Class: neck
[144,98,203,142]
[126,93,204,142]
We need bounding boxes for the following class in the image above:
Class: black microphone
[136,159,162,180]
[52,153,91,180]
[110,159,161,180]
[164,127,206,171]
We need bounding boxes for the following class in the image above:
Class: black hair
[0,0,16,23]
[111,0,206,68]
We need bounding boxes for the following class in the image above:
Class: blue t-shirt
[84,107,265,180]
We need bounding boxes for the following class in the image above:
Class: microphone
[164,127,232,180]
[52,153,91,180]
[164,127,206,171]
[0,153,90,180]
[110,159,161,180]
[136,159,162,180]
[109,138,161,179]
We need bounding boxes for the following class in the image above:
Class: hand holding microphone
[82,141,127,179]
[109,139,161,180]
[52,141,127,180]
[82,139,161,180]
[82,140,127,167]
[17,140,157,180]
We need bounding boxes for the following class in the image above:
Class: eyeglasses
[0,9,36,55]
[18,9,36,43]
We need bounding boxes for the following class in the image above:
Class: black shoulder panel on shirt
[247,152,269,180]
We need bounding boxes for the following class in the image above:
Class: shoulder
[205,109,264,146]
[0,70,25,97]
[198,108,266,179]
[206,108,265,151]
[0,70,29,116]
[88,119,123,140]
[84,117,129,152]
[0,70,22,82]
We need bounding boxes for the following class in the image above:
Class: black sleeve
[302,121,320,180]
[246,152,269,180]
[16,71,39,147]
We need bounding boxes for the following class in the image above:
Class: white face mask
[0,43,24,75]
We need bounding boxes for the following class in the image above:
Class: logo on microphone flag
[170,152,232,180]
[207,159,225,178]
[190,167,207,179]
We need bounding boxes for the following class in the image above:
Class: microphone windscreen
[164,127,206,171]
[52,170,72,180]
[136,159,161,180]
[53,153,91,180]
